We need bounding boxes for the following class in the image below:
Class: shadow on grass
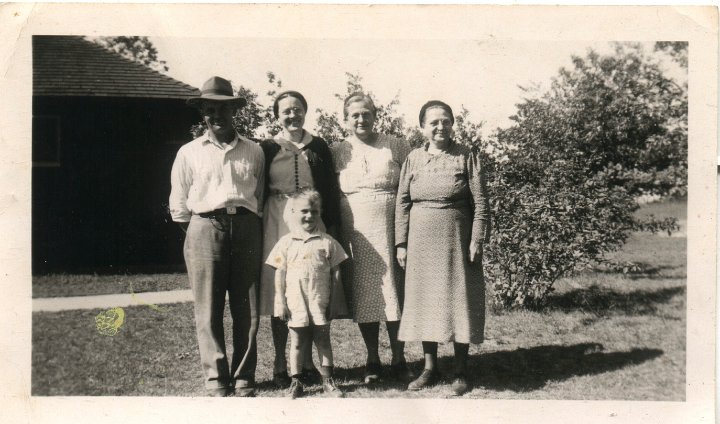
[462,343,663,392]
[592,262,686,280]
[546,285,685,316]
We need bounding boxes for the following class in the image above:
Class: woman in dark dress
[395,100,491,396]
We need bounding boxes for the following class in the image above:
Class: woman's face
[422,107,454,150]
[344,101,376,140]
[277,96,306,133]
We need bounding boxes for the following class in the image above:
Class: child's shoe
[322,377,344,398]
[288,378,304,399]
[302,367,322,386]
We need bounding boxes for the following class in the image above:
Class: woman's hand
[469,241,483,263]
[396,246,407,269]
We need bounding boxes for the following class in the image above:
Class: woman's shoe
[389,361,415,383]
[407,368,440,391]
[322,377,345,398]
[450,374,469,396]
[363,362,383,384]
[273,371,291,389]
[288,379,304,399]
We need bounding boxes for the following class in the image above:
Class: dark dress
[395,141,490,344]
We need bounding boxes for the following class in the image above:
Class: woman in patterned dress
[395,100,491,396]
[259,91,344,388]
[330,93,414,384]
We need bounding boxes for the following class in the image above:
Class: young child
[265,189,348,399]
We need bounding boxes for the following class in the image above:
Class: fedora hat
[187,76,247,108]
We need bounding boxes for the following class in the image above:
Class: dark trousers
[184,213,261,389]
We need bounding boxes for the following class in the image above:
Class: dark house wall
[32,96,200,273]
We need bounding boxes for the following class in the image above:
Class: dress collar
[275,130,313,152]
[423,138,456,155]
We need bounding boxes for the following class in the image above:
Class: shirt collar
[290,229,322,242]
[202,131,239,149]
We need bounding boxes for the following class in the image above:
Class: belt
[198,207,252,218]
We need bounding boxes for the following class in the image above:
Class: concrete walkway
[32,289,194,312]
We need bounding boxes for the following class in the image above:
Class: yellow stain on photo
[95,307,125,336]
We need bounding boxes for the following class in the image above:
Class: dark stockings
[358,321,406,365]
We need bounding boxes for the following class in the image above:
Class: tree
[501,43,687,198]
[480,43,684,308]
[91,36,169,73]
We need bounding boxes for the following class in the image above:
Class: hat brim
[187,96,248,108]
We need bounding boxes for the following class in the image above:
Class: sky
[150,38,683,137]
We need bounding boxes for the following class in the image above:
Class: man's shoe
[363,362,383,385]
[207,387,232,397]
[288,379,304,399]
[407,369,440,391]
[273,371,291,389]
[234,379,256,397]
[322,377,345,398]
[451,374,469,396]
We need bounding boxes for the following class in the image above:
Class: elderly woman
[395,100,491,396]
[259,90,344,388]
[331,93,413,384]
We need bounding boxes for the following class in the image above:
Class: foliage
[91,36,169,73]
[654,41,688,69]
[480,43,684,308]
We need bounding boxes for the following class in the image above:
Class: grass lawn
[32,199,686,399]
[32,234,685,400]
[32,273,190,298]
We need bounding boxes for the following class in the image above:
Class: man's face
[200,101,236,139]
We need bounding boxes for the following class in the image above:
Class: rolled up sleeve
[169,149,192,222]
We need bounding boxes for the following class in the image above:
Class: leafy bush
[467,43,684,308]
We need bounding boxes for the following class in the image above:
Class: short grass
[32,273,190,298]
[32,234,685,400]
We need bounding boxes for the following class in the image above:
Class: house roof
[33,36,200,99]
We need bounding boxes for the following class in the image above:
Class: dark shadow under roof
[33,35,200,99]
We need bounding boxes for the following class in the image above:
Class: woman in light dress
[331,93,414,383]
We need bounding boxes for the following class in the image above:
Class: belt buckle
[226,206,237,215]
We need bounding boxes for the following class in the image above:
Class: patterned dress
[395,141,490,344]
[331,134,412,323]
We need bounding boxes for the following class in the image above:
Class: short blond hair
[283,189,322,227]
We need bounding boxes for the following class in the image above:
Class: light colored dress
[259,132,318,316]
[331,134,412,323]
[265,231,348,328]
[395,141,491,344]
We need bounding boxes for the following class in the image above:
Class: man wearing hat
[170,76,265,397]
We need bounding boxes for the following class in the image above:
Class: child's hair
[283,189,322,227]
